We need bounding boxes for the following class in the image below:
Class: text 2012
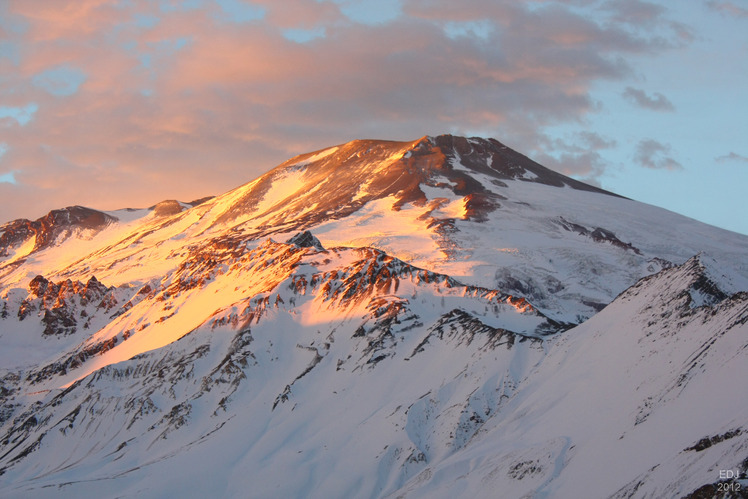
[717,482,741,493]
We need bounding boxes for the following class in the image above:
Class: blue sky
[553,2,748,235]
[0,0,746,234]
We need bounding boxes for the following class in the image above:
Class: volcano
[1,135,747,498]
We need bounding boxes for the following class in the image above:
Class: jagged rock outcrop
[8,274,124,336]
[286,231,325,251]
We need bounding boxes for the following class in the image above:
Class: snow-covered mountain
[0,135,746,498]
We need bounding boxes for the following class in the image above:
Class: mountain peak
[286,231,325,251]
[0,205,116,257]
[208,134,618,231]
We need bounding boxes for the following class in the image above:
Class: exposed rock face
[149,198,214,217]
[431,134,623,195]
[556,216,642,254]
[286,231,325,251]
[214,134,620,228]
[14,275,120,336]
[0,206,116,256]
[186,196,214,207]
[152,200,185,217]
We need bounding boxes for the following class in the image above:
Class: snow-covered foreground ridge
[0,134,747,497]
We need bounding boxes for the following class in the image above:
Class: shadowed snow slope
[0,135,747,498]
[0,252,745,498]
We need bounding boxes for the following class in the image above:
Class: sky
[0,0,747,235]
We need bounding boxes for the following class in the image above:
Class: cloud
[707,1,748,18]
[716,152,748,164]
[9,0,124,41]
[576,131,617,150]
[603,0,665,26]
[0,0,694,222]
[635,139,683,170]
[533,131,617,184]
[536,150,608,183]
[622,87,675,112]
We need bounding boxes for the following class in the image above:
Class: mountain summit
[1,135,747,498]
[211,134,617,226]
[6,134,743,321]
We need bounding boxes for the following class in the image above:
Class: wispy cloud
[535,131,618,184]
[622,87,674,112]
[635,139,683,170]
[707,1,748,18]
[716,152,748,164]
[604,0,665,26]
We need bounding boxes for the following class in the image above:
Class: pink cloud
[0,0,693,222]
[10,0,124,41]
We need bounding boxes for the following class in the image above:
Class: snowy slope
[1,247,745,498]
[2,135,746,321]
[0,134,747,498]
[393,256,748,498]
[0,234,562,497]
